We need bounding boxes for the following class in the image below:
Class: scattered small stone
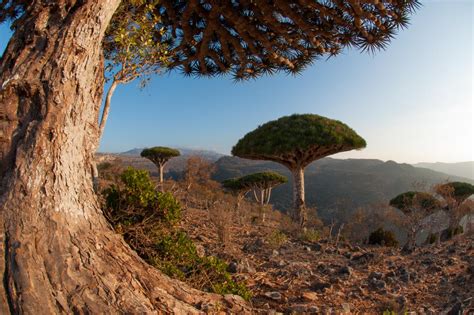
[277,260,286,267]
[301,291,318,302]
[396,295,407,306]
[369,278,386,290]
[369,271,383,280]
[339,266,352,276]
[311,281,331,292]
[195,244,206,257]
[341,303,351,313]
[288,304,320,313]
[227,261,238,273]
[264,291,282,301]
[311,243,322,251]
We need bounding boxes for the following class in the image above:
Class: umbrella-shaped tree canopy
[141,147,181,183]
[389,191,441,215]
[390,191,441,250]
[223,171,287,215]
[232,114,365,227]
[141,146,180,164]
[436,182,474,205]
[237,171,288,190]
[232,114,366,168]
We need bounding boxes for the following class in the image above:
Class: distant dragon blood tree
[390,191,441,250]
[435,182,474,234]
[141,147,180,183]
[223,172,288,205]
[232,114,366,227]
[223,172,287,222]
[0,0,418,312]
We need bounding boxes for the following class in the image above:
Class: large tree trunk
[0,1,249,313]
[292,167,307,227]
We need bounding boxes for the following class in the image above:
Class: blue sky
[0,1,472,163]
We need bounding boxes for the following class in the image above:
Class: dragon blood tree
[435,182,474,234]
[141,147,180,183]
[232,114,366,227]
[222,178,252,214]
[239,172,288,206]
[224,172,287,223]
[390,191,441,250]
[0,0,418,312]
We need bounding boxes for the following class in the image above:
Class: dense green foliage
[104,0,171,85]
[141,147,180,164]
[104,168,181,224]
[102,168,251,299]
[232,114,366,166]
[151,231,251,300]
[223,171,287,191]
[389,191,441,214]
[222,178,250,194]
[368,228,399,247]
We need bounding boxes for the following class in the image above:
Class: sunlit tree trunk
[159,163,164,183]
[0,1,248,313]
[292,167,307,227]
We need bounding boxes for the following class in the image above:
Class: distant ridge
[413,161,474,180]
[98,149,473,222]
[120,147,224,161]
[212,156,474,221]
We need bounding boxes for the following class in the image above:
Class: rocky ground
[181,207,474,314]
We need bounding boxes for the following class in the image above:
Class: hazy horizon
[99,145,473,166]
[1,1,472,164]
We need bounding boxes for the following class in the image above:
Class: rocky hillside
[182,207,474,314]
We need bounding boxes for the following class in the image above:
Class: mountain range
[414,161,473,180]
[100,148,473,222]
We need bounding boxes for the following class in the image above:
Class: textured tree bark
[292,167,307,227]
[0,1,249,313]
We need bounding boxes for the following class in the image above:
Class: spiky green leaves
[389,191,441,215]
[3,1,420,81]
[223,171,287,192]
[158,0,420,80]
[232,114,366,168]
[141,146,180,165]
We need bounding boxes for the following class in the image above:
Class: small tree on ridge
[141,147,180,183]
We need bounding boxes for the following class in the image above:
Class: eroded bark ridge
[0,1,249,313]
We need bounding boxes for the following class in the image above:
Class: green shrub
[266,230,288,248]
[102,167,251,300]
[368,228,399,247]
[299,228,320,243]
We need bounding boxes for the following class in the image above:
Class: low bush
[368,228,399,247]
[299,228,320,243]
[102,167,251,300]
[266,230,288,249]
